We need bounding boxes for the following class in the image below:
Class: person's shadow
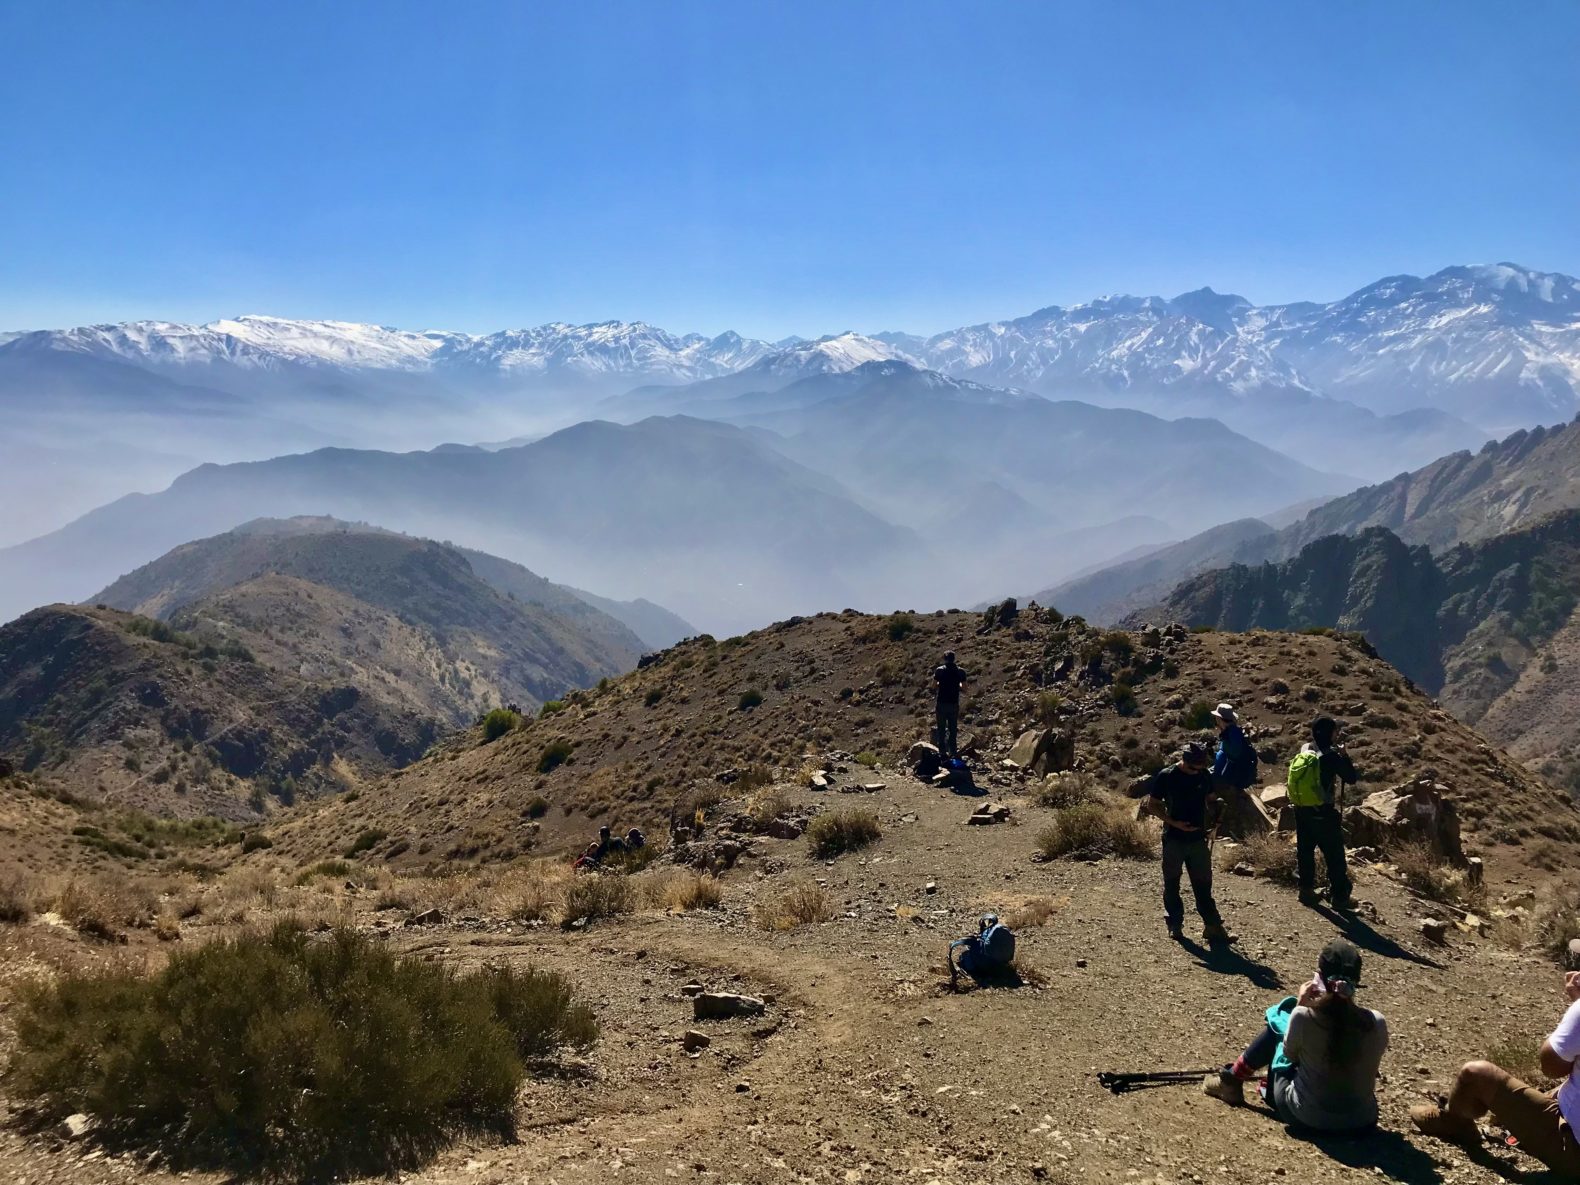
[1293,1126,1445,1184]
[1460,1139,1571,1184]
[1179,937,1284,991]
[1316,905,1445,970]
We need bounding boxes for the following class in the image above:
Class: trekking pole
[1097,1070,1219,1095]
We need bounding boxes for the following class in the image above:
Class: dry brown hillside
[269,607,1580,882]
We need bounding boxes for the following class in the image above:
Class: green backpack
[1287,750,1325,807]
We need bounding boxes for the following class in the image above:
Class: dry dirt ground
[2,764,1572,1185]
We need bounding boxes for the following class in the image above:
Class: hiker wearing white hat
[1209,703,1259,837]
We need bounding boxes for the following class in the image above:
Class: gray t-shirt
[1278,1004,1388,1130]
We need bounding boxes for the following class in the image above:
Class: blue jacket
[1212,725,1253,785]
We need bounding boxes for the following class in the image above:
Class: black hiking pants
[935,702,959,756]
[1161,831,1221,929]
[1294,804,1352,900]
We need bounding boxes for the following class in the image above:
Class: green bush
[538,700,567,719]
[4,923,595,1180]
[344,828,388,857]
[807,809,881,858]
[240,833,273,854]
[644,687,664,708]
[1181,700,1216,730]
[482,709,521,743]
[1112,682,1138,715]
[1036,804,1154,861]
[737,689,764,711]
[886,612,916,642]
[537,739,573,774]
[524,795,551,819]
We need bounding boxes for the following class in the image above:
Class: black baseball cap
[1318,938,1363,985]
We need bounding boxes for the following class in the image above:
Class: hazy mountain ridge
[1041,414,1580,626]
[1129,510,1580,787]
[0,603,438,821]
[89,522,650,723]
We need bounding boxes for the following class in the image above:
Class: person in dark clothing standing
[1288,716,1359,910]
[1129,742,1234,944]
[932,651,968,756]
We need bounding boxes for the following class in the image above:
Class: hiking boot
[1167,922,1184,941]
[1330,894,1359,912]
[1203,922,1237,945]
[1410,1104,1479,1145]
[1298,889,1322,908]
[1202,1067,1244,1106]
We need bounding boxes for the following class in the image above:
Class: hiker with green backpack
[1287,716,1358,911]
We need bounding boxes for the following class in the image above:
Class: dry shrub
[746,786,794,830]
[1035,804,1154,861]
[643,869,722,912]
[7,923,595,1180]
[202,866,284,925]
[561,874,633,926]
[1521,880,1580,962]
[1005,896,1063,929]
[1227,832,1303,884]
[52,877,153,940]
[1032,771,1102,810]
[496,862,571,923]
[807,809,881,858]
[755,878,835,930]
[0,873,36,924]
[1393,842,1484,908]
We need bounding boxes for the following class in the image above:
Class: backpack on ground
[1287,750,1325,807]
[950,913,1016,978]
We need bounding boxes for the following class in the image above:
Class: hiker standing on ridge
[1288,716,1358,911]
[933,651,968,757]
[1209,703,1259,835]
[1128,742,1234,945]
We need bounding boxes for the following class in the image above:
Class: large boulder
[1344,778,1464,863]
[1005,728,1075,776]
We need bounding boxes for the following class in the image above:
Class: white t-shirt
[1547,998,1580,1127]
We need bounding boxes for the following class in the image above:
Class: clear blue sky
[3,1,1577,339]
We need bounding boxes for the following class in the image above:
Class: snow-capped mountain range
[6,263,1577,431]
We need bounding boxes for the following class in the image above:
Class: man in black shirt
[1130,742,1233,944]
[1297,716,1360,910]
[932,652,968,757]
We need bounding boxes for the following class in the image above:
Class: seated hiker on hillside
[1128,742,1234,945]
[1204,939,1388,1132]
[933,651,968,757]
[1289,716,1359,910]
[625,827,646,850]
[572,841,603,872]
[1209,703,1259,831]
[1411,970,1580,1176]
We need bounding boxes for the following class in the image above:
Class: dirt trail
[2,766,1568,1185]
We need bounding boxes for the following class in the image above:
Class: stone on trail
[966,803,1012,825]
[1004,728,1075,776]
[58,1113,95,1141]
[693,991,767,1021]
[810,773,831,790]
[405,907,445,927]
[1345,778,1464,863]
[681,1029,711,1052]
[1419,918,1450,944]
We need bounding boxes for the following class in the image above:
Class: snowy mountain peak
[748,331,914,377]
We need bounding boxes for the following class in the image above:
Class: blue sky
[3,1,1577,339]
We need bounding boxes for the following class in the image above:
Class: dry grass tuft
[807,809,881,858]
[1393,842,1485,909]
[0,873,36,924]
[643,869,723,912]
[1005,896,1064,929]
[1031,771,1103,810]
[561,874,634,926]
[755,878,835,930]
[1035,804,1154,861]
[1226,832,1303,884]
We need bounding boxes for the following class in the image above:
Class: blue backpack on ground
[951,913,1016,978]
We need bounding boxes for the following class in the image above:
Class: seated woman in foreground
[1204,938,1388,1132]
